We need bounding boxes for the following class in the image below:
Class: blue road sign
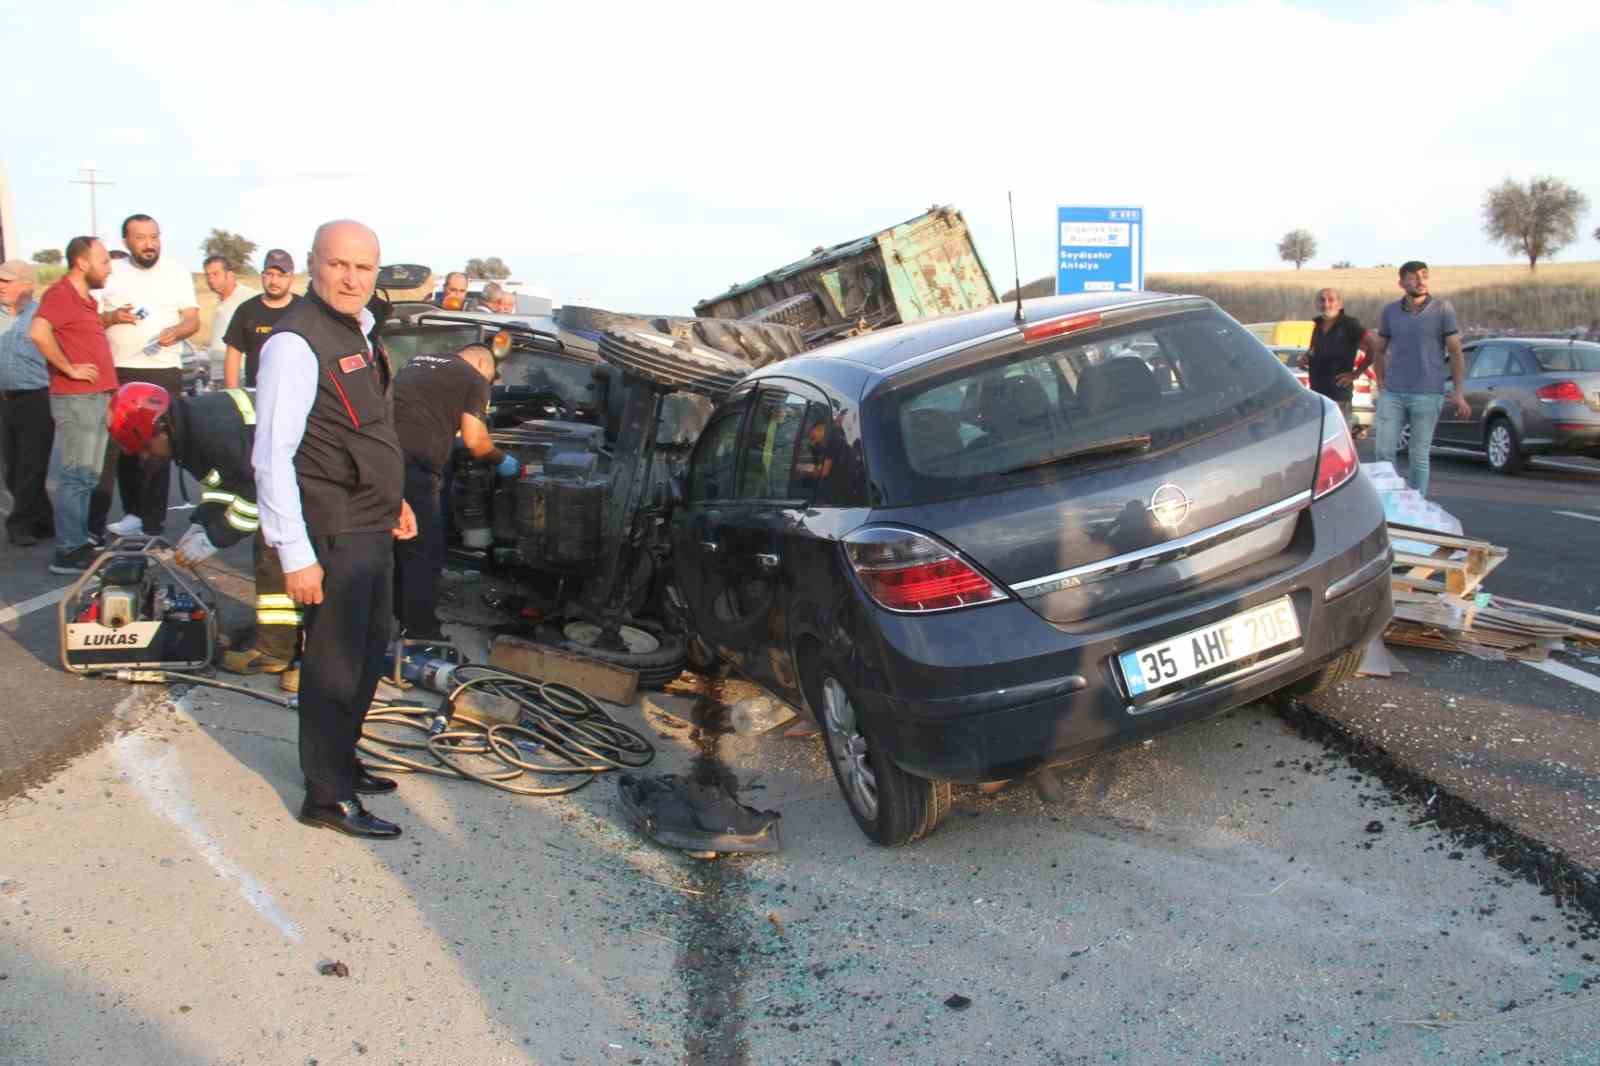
[1056,206,1143,295]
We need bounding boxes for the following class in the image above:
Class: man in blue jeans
[1370,261,1470,497]
[29,237,125,573]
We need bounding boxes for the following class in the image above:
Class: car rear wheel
[1286,644,1365,697]
[1485,417,1525,475]
[808,657,950,846]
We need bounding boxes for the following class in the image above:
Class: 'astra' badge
[338,354,367,373]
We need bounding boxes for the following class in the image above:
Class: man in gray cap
[223,249,300,389]
[0,260,55,545]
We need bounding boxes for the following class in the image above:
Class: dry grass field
[1012,261,1600,334]
[1150,261,1600,297]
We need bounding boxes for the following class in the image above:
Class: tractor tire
[598,327,752,398]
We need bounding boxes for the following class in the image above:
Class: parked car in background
[1434,338,1600,473]
[673,293,1393,845]
[1268,345,1310,389]
[180,341,209,396]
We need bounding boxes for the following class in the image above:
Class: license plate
[1118,597,1300,698]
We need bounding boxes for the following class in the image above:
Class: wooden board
[488,635,639,706]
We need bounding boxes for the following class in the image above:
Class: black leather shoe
[298,798,401,839]
[354,769,398,795]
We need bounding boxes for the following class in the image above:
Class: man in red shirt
[29,236,125,574]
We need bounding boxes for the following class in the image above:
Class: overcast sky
[7,0,1599,312]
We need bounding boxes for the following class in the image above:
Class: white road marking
[1554,510,1600,524]
[1535,459,1600,474]
[1524,659,1600,696]
[111,728,302,943]
[0,586,71,627]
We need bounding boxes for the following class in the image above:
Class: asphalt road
[1314,444,1600,871]
[1,444,1598,1063]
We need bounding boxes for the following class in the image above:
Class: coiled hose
[149,665,656,795]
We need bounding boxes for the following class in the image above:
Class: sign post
[1055,206,1143,295]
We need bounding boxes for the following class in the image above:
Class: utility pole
[69,166,115,238]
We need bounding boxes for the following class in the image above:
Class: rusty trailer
[693,205,997,347]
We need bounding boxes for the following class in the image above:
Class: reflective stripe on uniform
[201,490,235,506]
[256,593,297,609]
[223,388,256,426]
[227,499,259,530]
[228,497,259,517]
[257,609,303,626]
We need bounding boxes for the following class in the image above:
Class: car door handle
[700,540,722,554]
[754,552,781,571]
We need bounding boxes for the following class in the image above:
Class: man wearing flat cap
[0,260,55,546]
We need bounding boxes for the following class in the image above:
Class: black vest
[273,289,404,536]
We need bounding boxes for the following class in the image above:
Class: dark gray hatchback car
[671,293,1393,845]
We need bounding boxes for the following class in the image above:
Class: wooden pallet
[1382,523,1592,659]
[1388,523,1508,597]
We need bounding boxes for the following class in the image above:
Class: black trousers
[91,366,182,536]
[394,460,446,637]
[1,388,55,539]
[299,531,394,805]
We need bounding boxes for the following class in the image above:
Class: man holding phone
[93,213,199,539]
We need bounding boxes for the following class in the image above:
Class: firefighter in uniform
[106,381,301,689]
[253,220,416,840]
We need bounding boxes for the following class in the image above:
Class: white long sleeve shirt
[251,306,376,573]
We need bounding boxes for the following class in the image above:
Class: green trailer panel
[877,210,997,323]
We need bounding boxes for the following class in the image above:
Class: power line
[69,167,116,238]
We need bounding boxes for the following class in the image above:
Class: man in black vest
[253,220,417,839]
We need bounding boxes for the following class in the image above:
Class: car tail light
[1536,381,1585,403]
[1313,399,1359,498]
[1022,312,1102,343]
[843,527,1007,613]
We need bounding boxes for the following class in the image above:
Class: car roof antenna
[1008,190,1025,325]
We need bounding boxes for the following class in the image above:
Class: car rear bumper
[1538,421,1600,453]
[853,478,1393,782]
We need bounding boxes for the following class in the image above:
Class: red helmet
[108,382,172,455]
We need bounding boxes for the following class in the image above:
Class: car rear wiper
[1000,434,1153,476]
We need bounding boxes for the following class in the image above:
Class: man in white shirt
[203,255,258,388]
[92,213,199,538]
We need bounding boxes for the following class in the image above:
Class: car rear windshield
[1530,343,1600,372]
[873,307,1297,504]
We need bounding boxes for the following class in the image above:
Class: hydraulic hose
[113,664,656,795]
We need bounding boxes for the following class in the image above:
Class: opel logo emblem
[1149,483,1191,530]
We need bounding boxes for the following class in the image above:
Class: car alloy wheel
[1486,419,1523,474]
[821,675,878,821]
